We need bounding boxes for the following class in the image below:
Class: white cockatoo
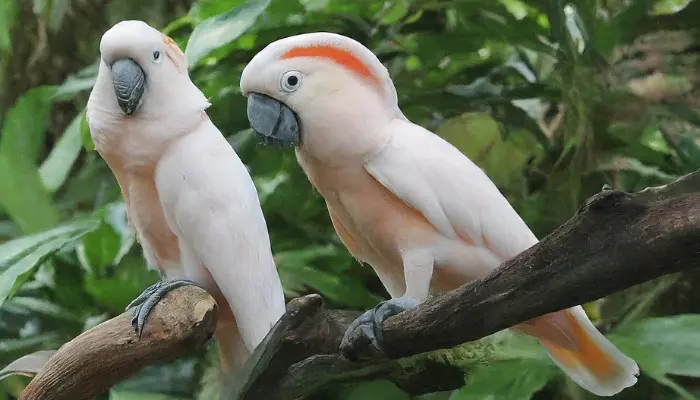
[85,20,286,372]
[238,32,639,396]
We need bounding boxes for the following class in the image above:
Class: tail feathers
[530,306,639,396]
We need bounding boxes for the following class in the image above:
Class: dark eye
[280,71,303,92]
[152,50,162,63]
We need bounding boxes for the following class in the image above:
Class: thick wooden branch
[226,295,467,400]
[20,286,217,400]
[230,169,700,400]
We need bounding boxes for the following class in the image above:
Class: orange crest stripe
[162,35,185,57]
[281,45,378,84]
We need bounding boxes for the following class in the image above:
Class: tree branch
[229,169,700,399]
[20,286,218,400]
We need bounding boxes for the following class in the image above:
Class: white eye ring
[152,50,163,64]
[280,71,303,93]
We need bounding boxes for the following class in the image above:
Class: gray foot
[340,296,418,360]
[126,279,200,337]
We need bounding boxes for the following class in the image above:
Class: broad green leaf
[0,221,96,263]
[0,152,60,233]
[77,202,134,274]
[0,350,56,380]
[450,359,556,400]
[0,333,61,367]
[610,315,700,378]
[39,112,84,193]
[84,255,159,313]
[189,0,249,21]
[611,335,698,399]
[437,112,543,193]
[53,62,98,100]
[0,219,99,307]
[279,264,381,308]
[80,215,123,272]
[4,297,83,325]
[0,86,56,165]
[378,0,410,25]
[184,0,271,66]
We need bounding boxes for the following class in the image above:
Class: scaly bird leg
[341,249,433,359]
[126,279,202,338]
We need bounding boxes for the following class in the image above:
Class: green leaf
[53,67,97,101]
[79,213,123,272]
[0,86,56,165]
[184,0,271,66]
[279,264,381,308]
[0,350,56,381]
[0,333,61,367]
[84,255,159,313]
[39,112,84,193]
[611,315,700,378]
[0,152,61,233]
[437,112,544,192]
[4,297,83,325]
[0,219,100,307]
[378,0,410,25]
[450,359,555,400]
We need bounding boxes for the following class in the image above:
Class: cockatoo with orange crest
[85,20,286,373]
[238,32,639,396]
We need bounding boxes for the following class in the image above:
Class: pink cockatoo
[85,20,286,372]
[238,32,639,396]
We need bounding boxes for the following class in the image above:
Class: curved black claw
[128,279,200,338]
[340,296,418,361]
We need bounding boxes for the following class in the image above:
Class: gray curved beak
[111,58,145,115]
[246,93,300,147]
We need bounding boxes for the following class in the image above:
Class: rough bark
[19,286,217,400]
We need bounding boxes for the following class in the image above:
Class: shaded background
[1,0,700,399]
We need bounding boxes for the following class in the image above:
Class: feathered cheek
[165,50,186,74]
[162,36,188,74]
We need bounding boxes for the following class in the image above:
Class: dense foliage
[1,0,700,398]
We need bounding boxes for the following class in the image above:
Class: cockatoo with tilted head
[85,20,286,373]
[238,32,639,396]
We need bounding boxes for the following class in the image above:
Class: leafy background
[0,0,700,399]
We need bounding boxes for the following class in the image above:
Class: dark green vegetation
[1,0,700,399]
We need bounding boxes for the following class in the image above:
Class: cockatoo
[238,32,639,396]
[85,20,286,372]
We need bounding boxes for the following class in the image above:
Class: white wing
[365,119,538,261]
[155,121,286,351]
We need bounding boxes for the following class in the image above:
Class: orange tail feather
[517,306,638,396]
